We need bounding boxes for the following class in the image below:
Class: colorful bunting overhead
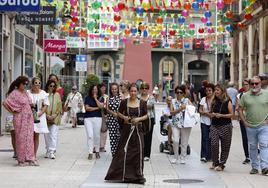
[42,0,245,50]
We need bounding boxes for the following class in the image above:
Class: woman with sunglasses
[84,84,104,160]
[44,80,62,159]
[170,85,192,164]
[105,83,149,184]
[139,82,156,161]
[27,77,49,163]
[48,74,64,100]
[209,84,233,171]
[3,76,36,166]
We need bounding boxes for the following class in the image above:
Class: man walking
[227,82,238,113]
[238,76,268,175]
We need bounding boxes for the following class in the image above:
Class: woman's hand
[180,104,186,111]
[123,116,131,124]
[131,117,140,125]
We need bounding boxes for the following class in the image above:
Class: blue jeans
[246,124,268,170]
[200,123,211,160]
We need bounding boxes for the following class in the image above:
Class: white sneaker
[144,157,150,161]
[170,158,177,164]
[180,159,186,164]
[49,152,56,159]
[45,151,50,158]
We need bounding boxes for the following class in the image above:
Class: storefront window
[25,55,33,78]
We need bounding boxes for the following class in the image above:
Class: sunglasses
[34,81,41,85]
[250,82,260,86]
[23,82,29,86]
[176,91,183,94]
[120,84,123,87]
[141,87,149,90]
[49,85,56,88]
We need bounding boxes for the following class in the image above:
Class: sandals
[28,160,40,166]
[17,162,26,167]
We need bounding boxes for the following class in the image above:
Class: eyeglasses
[176,91,183,94]
[34,81,41,85]
[250,82,260,86]
[49,85,56,88]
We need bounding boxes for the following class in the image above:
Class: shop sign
[66,37,86,48]
[16,6,56,25]
[0,0,40,12]
[44,39,66,53]
[75,55,87,72]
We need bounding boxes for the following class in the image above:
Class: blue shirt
[84,96,104,118]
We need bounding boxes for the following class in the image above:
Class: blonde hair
[211,84,229,111]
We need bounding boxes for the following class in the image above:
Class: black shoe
[242,158,250,164]
[262,168,268,175]
[250,168,259,174]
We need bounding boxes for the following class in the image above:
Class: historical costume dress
[105,99,149,184]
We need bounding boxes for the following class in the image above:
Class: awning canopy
[50,56,65,68]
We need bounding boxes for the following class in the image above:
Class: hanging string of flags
[41,0,258,50]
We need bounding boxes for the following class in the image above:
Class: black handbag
[76,112,85,125]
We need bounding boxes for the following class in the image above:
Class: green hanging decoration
[92,1,102,10]
[91,13,100,20]
[159,9,167,17]
[87,21,96,31]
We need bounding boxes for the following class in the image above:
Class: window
[163,59,174,75]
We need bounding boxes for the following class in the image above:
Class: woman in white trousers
[44,80,62,159]
[84,84,104,160]
[171,85,192,164]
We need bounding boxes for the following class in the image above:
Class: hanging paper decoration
[225,10,233,19]
[184,2,191,10]
[204,11,212,18]
[118,2,126,11]
[181,10,189,17]
[206,21,212,26]
[192,2,199,10]
[178,16,186,24]
[217,0,225,9]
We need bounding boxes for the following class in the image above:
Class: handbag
[47,94,55,125]
[64,93,76,112]
[76,112,85,125]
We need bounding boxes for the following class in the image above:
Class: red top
[57,86,64,99]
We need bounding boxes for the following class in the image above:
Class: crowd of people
[2,73,268,183]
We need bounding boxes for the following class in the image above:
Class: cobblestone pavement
[0,103,268,187]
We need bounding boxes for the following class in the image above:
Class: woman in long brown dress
[105,83,149,184]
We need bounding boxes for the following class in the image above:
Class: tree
[81,74,100,97]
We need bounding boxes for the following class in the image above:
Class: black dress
[105,99,149,184]
[107,95,121,156]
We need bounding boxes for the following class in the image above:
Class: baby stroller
[159,115,191,155]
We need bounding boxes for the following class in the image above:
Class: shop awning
[50,56,65,68]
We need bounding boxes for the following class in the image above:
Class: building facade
[231,0,268,88]
[0,13,37,134]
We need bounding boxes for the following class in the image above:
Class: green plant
[81,74,100,97]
